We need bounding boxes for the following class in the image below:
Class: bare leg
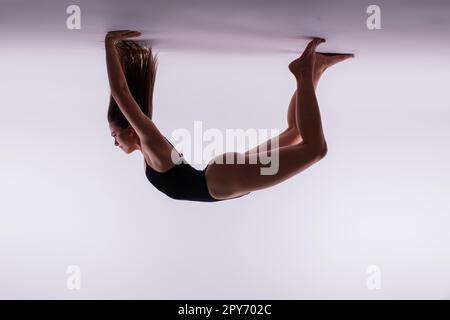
[288,52,354,136]
[289,52,354,142]
[245,52,353,155]
[244,64,323,155]
[206,38,331,200]
[289,38,327,149]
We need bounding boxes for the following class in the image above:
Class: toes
[311,37,325,49]
[305,37,325,54]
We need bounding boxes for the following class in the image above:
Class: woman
[106,30,353,202]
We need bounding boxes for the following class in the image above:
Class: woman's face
[109,122,139,154]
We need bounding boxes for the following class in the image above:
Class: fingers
[106,30,142,39]
[123,30,141,37]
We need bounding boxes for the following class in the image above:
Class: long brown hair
[107,40,158,128]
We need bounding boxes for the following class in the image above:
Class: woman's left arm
[105,31,170,157]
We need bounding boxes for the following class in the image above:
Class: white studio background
[0,0,450,299]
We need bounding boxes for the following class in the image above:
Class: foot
[315,52,354,75]
[288,37,326,80]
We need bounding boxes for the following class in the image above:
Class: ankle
[296,72,314,86]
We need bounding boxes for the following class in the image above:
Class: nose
[114,140,119,147]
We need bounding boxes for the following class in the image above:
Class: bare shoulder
[134,116,184,172]
[141,135,181,172]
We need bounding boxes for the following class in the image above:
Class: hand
[105,30,141,43]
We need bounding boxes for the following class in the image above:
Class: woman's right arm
[146,58,155,119]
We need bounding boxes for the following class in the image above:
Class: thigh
[287,91,297,129]
[205,144,324,198]
[244,127,299,156]
[204,152,249,199]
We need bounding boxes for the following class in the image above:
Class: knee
[320,141,328,158]
[311,141,328,159]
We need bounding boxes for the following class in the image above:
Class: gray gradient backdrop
[1,0,449,299]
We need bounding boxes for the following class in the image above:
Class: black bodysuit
[145,159,220,202]
[145,138,249,202]
[145,138,250,202]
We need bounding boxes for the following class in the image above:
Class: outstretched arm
[105,31,131,93]
[146,56,155,120]
[105,31,169,158]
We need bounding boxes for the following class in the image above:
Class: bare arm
[146,56,155,119]
[105,31,170,162]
